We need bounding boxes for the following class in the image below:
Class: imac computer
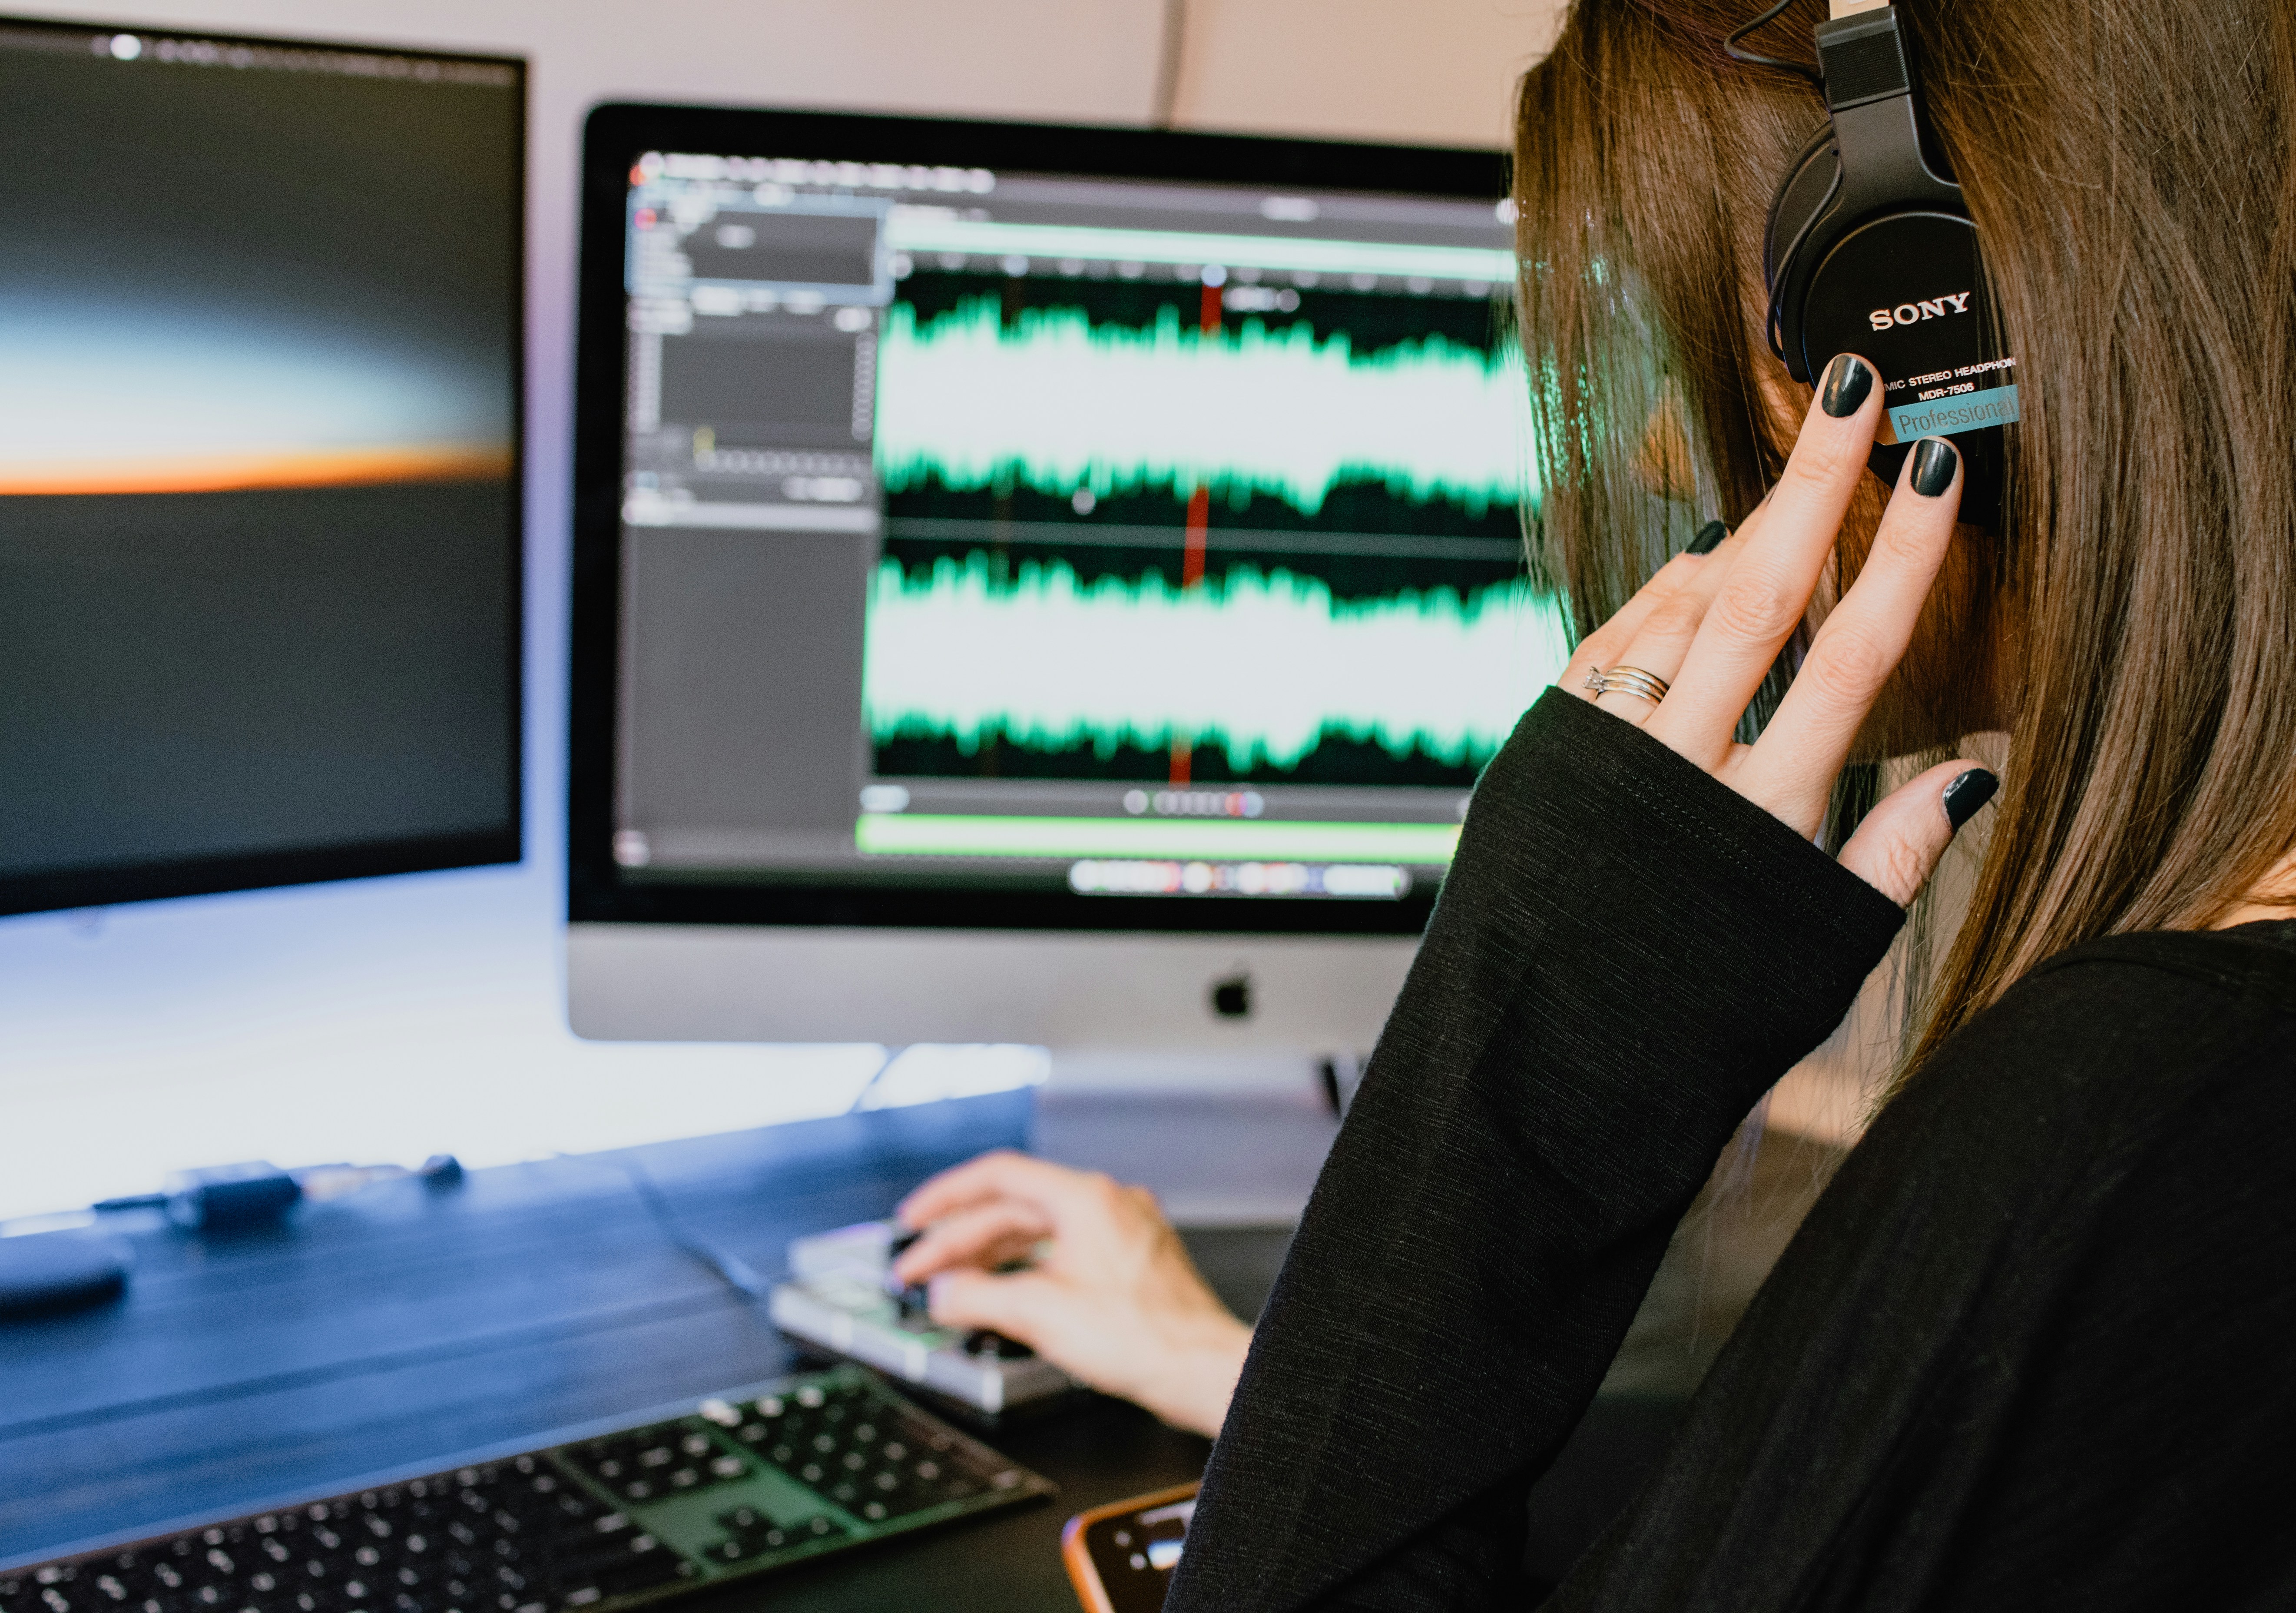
[567,105,1568,1049]
[0,16,525,919]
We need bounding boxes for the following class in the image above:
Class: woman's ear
[1632,388,1698,502]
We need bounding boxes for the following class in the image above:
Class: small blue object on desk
[0,1231,130,1320]
[161,1162,303,1231]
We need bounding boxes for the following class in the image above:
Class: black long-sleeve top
[1165,689,2296,1613]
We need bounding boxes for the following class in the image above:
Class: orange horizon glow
[0,442,515,496]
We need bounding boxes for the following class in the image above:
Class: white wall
[0,0,1564,1223]
[1171,0,1557,145]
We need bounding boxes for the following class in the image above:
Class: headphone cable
[1724,0,1826,88]
[556,1149,772,1304]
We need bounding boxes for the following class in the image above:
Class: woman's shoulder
[1561,931,2296,1613]
[1895,918,2296,1128]
[2019,917,2296,1018]
[1842,919,2296,1243]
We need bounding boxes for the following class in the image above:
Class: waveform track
[863,553,1571,772]
[874,299,1530,518]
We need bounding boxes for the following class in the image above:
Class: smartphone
[1060,1482,1200,1613]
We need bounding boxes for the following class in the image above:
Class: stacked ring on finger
[1584,664,1672,705]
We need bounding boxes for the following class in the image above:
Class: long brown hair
[1513,0,2296,1069]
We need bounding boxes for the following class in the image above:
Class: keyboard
[0,1364,1053,1613]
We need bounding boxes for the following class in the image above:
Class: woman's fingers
[925,1266,1068,1347]
[1593,523,1746,721]
[1837,760,1999,906]
[926,1221,1255,1440]
[1732,436,1965,833]
[1646,355,1882,766]
[1560,557,1687,704]
[895,1147,1108,1231]
[1560,533,1732,705]
[891,1200,1050,1285]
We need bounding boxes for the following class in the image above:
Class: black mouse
[0,1230,131,1320]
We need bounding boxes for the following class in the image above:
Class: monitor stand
[1031,1052,1349,1228]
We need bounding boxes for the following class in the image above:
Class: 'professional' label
[1888,383,2020,442]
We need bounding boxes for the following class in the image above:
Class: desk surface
[0,1092,1294,1609]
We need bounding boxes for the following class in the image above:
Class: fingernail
[1943,767,1998,830]
[1820,354,1874,417]
[1911,437,1959,498]
[1686,519,1727,555]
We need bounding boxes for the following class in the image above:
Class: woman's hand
[1562,354,1996,904]
[891,1151,1252,1440]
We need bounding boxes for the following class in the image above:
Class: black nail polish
[1943,767,1999,830]
[1911,437,1959,498]
[1686,519,1727,555]
[1820,354,1873,417]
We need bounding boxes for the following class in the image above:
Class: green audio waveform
[863,554,1572,772]
[874,299,1531,517]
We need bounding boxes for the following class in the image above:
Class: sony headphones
[1746,0,2010,527]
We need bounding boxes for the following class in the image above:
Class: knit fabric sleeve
[1164,687,1905,1613]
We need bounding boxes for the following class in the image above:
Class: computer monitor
[567,105,1567,1049]
[0,16,523,919]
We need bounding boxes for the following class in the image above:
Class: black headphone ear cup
[1799,210,2005,528]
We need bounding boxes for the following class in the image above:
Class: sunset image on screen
[0,302,512,495]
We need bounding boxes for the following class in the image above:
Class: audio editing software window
[613,151,1570,903]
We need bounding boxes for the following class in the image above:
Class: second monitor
[568,107,1566,1048]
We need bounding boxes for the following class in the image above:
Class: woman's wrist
[1128,1311,1253,1439]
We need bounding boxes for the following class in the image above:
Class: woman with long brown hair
[1140,0,2296,1606]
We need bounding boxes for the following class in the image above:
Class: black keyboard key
[700,1509,844,1565]
[586,1552,691,1600]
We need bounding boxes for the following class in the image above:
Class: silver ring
[1585,664,1671,705]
